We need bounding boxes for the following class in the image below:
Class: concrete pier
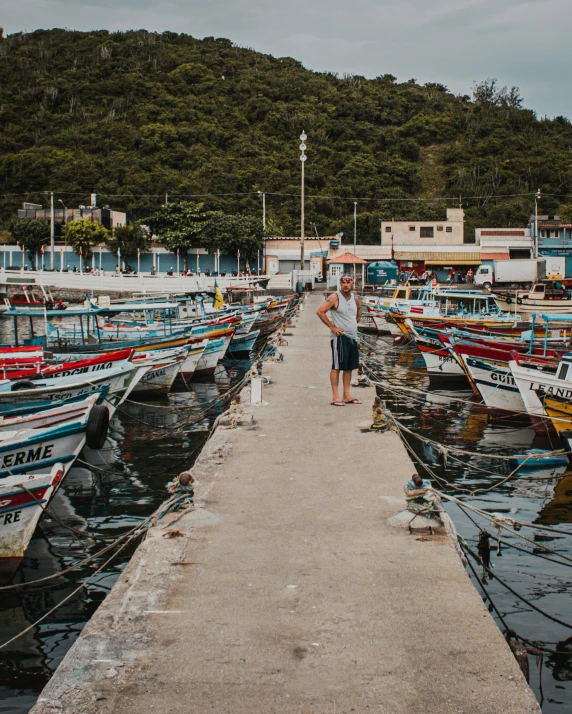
[31,294,540,714]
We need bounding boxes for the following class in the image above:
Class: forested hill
[1,28,572,242]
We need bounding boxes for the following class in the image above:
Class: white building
[475,228,532,261]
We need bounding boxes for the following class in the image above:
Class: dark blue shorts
[331,335,360,371]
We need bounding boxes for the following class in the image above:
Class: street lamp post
[299,132,307,274]
[258,190,266,275]
[534,188,542,259]
[353,201,357,283]
[58,199,68,272]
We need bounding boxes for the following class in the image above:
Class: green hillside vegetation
[1,29,572,243]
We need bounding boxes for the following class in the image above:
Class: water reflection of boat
[478,424,538,452]
[0,594,50,707]
[511,469,564,501]
[38,468,90,546]
[538,470,572,524]
[548,636,572,681]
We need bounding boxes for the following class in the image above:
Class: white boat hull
[0,396,98,433]
[132,354,185,393]
[494,295,572,315]
[195,339,226,376]
[509,361,570,418]
[0,365,149,418]
[0,465,65,582]
[461,356,525,412]
[418,345,465,378]
[0,424,87,478]
[228,330,260,354]
[180,341,208,376]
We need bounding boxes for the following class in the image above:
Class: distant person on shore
[467,268,474,284]
[316,274,363,406]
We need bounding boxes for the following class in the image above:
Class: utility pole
[258,190,266,275]
[535,188,541,258]
[353,201,357,282]
[50,191,55,270]
[299,132,307,273]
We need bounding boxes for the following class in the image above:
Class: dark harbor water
[0,359,252,714]
[362,333,572,714]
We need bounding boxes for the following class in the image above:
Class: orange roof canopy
[327,252,368,265]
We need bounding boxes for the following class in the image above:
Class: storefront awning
[481,252,509,260]
[395,251,481,263]
[425,259,482,266]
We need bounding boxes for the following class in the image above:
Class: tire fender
[86,404,110,449]
[11,380,37,392]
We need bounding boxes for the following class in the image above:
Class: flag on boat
[213,281,224,310]
[40,245,44,255]
[78,246,82,256]
[117,247,121,258]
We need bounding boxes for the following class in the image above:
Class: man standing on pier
[316,274,362,406]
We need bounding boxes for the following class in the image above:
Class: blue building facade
[529,216,572,276]
[0,246,261,275]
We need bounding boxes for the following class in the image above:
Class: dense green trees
[145,202,211,267]
[9,218,50,268]
[200,213,263,268]
[64,219,109,257]
[144,201,263,268]
[1,29,571,243]
[106,223,149,263]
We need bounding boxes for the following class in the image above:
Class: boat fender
[505,296,512,304]
[11,380,37,391]
[517,297,523,305]
[86,404,110,449]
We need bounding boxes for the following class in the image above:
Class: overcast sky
[3,0,571,118]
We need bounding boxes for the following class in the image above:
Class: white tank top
[330,291,358,340]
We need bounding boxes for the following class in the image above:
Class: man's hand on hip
[332,327,344,337]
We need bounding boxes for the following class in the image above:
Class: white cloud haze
[3,0,570,117]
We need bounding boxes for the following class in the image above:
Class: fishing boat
[0,363,149,417]
[227,329,260,356]
[0,348,133,381]
[131,346,189,394]
[195,337,228,376]
[509,354,567,420]
[7,285,67,310]
[542,394,572,456]
[493,281,572,316]
[450,339,563,413]
[178,339,208,377]
[0,394,100,433]
[541,393,572,436]
[509,449,569,469]
[255,313,285,337]
[0,401,107,478]
[406,322,467,381]
[360,284,436,311]
[0,464,66,582]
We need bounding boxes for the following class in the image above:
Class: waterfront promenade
[31,293,540,714]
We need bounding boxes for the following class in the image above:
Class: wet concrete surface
[30,294,540,714]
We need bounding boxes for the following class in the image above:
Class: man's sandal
[331,401,346,406]
[343,399,362,404]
